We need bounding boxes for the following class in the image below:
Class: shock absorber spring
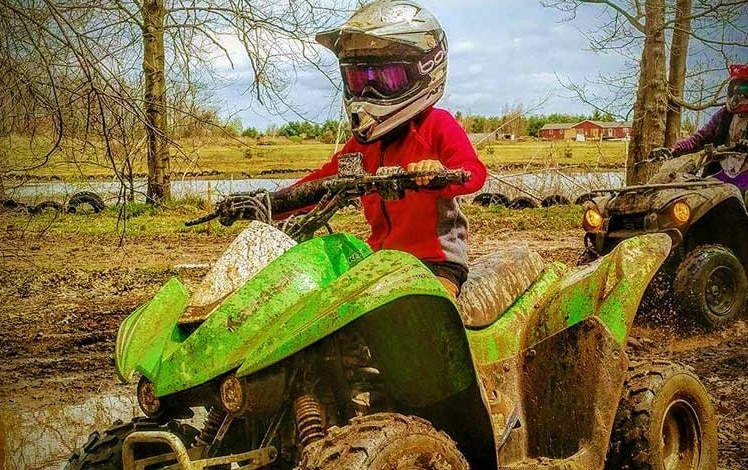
[196,407,227,447]
[293,394,325,447]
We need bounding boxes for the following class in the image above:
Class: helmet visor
[728,78,748,113]
[729,79,748,99]
[342,63,412,98]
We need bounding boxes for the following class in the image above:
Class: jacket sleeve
[671,107,726,157]
[429,110,487,198]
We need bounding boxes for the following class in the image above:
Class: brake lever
[185,211,220,226]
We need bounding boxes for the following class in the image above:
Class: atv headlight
[671,200,690,225]
[137,376,163,417]
[583,208,604,232]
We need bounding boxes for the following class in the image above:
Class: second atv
[580,144,748,328]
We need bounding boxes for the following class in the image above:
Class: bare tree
[543,0,748,183]
[664,0,691,147]
[1,0,354,202]
[628,0,667,184]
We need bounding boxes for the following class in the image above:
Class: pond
[5,171,625,205]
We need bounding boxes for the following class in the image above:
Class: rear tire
[65,417,199,470]
[297,413,468,470]
[674,244,747,329]
[606,361,717,470]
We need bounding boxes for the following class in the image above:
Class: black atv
[579,144,748,329]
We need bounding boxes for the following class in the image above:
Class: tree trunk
[142,0,170,203]
[627,0,668,185]
[664,0,692,148]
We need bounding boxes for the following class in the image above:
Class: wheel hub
[661,399,701,470]
[705,266,737,316]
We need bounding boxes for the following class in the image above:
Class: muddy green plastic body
[116,233,459,397]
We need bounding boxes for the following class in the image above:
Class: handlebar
[635,144,747,169]
[185,164,471,232]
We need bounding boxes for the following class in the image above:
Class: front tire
[66,417,199,470]
[607,361,717,470]
[297,413,468,470]
[674,244,747,329]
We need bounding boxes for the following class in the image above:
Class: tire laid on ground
[297,413,468,470]
[673,244,747,329]
[67,191,106,214]
[509,196,538,209]
[1,199,28,213]
[30,200,64,214]
[541,194,570,207]
[606,361,717,470]
[574,193,593,205]
[472,192,509,207]
[66,417,200,470]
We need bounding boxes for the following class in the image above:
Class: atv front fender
[119,233,462,397]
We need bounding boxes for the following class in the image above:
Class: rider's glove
[407,159,445,186]
[648,147,674,161]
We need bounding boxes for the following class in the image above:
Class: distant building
[539,120,632,140]
[538,123,577,140]
[468,132,515,145]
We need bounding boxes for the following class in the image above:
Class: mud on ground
[0,227,746,468]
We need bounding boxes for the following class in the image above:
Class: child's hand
[407,159,445,186]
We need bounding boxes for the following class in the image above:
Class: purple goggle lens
[342,63,411,97]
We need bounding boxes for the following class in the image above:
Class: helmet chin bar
[348,84,444,143]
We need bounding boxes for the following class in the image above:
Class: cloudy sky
[216,1,631,130]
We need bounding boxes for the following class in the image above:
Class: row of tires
[0,191,105,215]
[472,192,592,209]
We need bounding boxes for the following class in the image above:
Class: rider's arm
[271,141,355,220]
[671,107,727,158]
[426,109,487,198]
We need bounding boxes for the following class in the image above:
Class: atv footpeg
[122,430,277,470]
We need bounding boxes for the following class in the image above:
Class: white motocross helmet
[316,0,448,143]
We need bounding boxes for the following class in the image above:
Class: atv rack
[122,431,277,470]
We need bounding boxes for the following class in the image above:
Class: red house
[539,120,631,140]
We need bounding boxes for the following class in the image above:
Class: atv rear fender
[467,233,673,467]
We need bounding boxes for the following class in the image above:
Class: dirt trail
[0,228,746,468]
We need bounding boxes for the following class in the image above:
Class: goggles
[342,63,413,98]
[728,80,748,98]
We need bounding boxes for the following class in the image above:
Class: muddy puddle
[2,393,140,469]
[2,393,206,469]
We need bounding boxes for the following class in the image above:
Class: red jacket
[296,107,487,268]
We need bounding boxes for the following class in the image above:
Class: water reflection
[8,179,297,204]
[2,393,205,470]
[6,172,626,205]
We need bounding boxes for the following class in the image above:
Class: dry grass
[4,134,626,181]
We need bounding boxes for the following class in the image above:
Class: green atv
[580,144,748,329]
[67,153,717,469]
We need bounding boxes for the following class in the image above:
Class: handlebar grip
[400,169,472,190]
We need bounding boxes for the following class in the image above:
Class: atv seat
[457,245,545,328]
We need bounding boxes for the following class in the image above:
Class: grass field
[3,134,627,181]
[0,200,583,241]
